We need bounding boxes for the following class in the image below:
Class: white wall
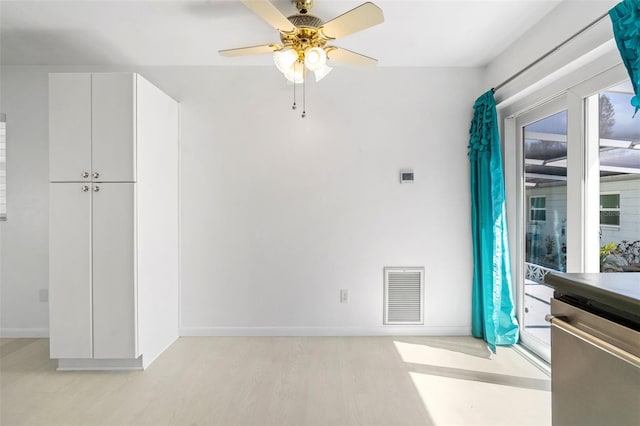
[1,65,483,336]
[0,68,50,336]
[486,0,618,103]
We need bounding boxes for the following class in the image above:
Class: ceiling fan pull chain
[292,62,297,110]
[302,66,307,118]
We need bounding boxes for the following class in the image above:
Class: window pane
[600,194,620,209]
[524,110,568,272]
[531,197,546,208]
[531,210,546,221]
[600,211,620,226]
[596,81,640,272]
[523,109,567,353]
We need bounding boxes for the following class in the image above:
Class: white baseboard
[0,326,472,339]
[180,326,471,337]
[0,328,49,338]
[57,357,143,371]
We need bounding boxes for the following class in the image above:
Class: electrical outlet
[39,289,48,303]
[340,289,349,304]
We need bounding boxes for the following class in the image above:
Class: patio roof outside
[524,81,640,186]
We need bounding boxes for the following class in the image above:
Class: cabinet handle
[546,314,640,368]
[82,171,90,178]
[92,172,100,179]
[93,186,100,192]
[81,185,90,192]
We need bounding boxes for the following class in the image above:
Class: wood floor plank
[0,336,550,426]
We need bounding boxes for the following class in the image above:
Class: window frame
[599,192,621,228]
[529,195,547,222]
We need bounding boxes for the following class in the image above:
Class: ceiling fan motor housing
[281,15,327,60]
[287,14,323,29]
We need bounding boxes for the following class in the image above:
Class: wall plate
[400,169,414,184]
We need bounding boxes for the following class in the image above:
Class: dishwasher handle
[545,314,640,368]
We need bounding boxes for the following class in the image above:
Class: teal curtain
[468,91,519,353]
[609,0,640,115]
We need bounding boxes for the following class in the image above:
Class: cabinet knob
[81,185,90,192]
[93,185,100,192]
[82,171,90,178]
[92,172,100,179]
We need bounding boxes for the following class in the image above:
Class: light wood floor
[1,336,550,426]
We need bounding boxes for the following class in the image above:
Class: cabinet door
[92,183,137,359]
[49,183,92,358]
[92,73,136,182]
[49,74,92,182]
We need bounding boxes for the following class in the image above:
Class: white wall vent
[384,267,424,325]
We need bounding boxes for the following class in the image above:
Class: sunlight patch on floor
[393,339,548,379]
[409,371,551,426]
[393,338,551,426]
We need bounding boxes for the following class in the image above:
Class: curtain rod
[492,11,610,93]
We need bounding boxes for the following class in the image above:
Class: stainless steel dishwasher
[547,297,640,426]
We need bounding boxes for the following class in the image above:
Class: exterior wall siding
[599,178,640,245]
[524,175,639,271]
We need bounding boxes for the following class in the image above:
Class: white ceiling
[0,0,563,67]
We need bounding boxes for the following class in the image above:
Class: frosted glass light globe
[284,64,304,84]
[314,64,333,82]
[273,48,298,74]
[304,47,327,71]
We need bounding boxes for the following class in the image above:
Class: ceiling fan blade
[219,44,282,57]
[320,2,383,40]
[326,47,377,68]
[241,1,296,33]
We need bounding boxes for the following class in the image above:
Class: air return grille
[384,267,424,325]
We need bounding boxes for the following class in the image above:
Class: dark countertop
[545,272,640,324]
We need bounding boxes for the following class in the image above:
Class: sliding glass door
[507,65,638,362]
[515,98,567,361]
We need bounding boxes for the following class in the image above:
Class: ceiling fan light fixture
[222,1,384,116]
[284,63,304,84]
[273,48,298,74]
[313,64,332,82]
[304,47,327,71]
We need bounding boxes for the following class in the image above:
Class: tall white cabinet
[49,73,180,370]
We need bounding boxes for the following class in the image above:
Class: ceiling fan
[219,0,384,85]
